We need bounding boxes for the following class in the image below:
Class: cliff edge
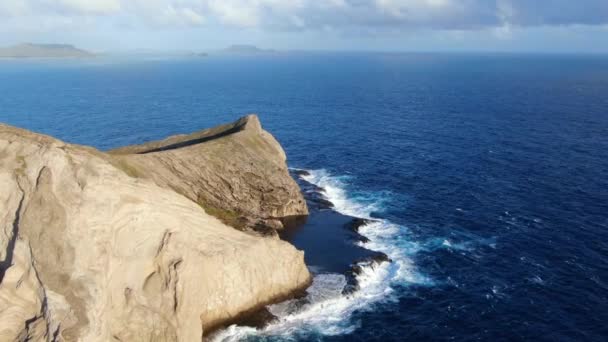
[0,116,311,341]
[109,114,308,233]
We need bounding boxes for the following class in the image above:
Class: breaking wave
[212,169,429,341]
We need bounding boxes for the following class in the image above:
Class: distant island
[0,43,278,59]
[219,44,277,55]
[0,43,93,58]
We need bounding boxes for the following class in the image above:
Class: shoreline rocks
[0,116,311,341]
[286,172,393,294]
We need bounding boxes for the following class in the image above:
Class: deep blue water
[2,53,608,341]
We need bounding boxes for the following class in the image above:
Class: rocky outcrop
[109,115,308,233]
[0,117,311,341]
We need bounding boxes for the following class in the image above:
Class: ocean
[1,53,607,341]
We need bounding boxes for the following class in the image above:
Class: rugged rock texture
[0,118,311,341]
[109,115,308,232]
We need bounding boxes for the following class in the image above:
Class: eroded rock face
[0,118,311,341]
[109,115,308,232]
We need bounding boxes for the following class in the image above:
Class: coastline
[2,51,606,342]
[204,276,313,337]
[287,169,391,281]
[0,117,312,341]
[1,118,394,341]
[210,169,393,340]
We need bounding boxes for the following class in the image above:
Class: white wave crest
[212,169,428,341]
[301,169,430,284]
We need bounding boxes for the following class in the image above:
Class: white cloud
[207,0,261,27]
[55,0,122,14]
[160,5,204,26]
[1,0,607,32]
[375,0,453,18]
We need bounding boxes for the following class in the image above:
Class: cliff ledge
[109,114,308,234]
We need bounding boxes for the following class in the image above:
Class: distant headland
[218,44,277,55]
[0,43,280,59]
[0,43,94,58]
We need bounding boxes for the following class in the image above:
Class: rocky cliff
[0,116,311,341]
[109,114,308,234]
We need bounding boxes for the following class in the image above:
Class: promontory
[0,115,311,341]
[0,43,93,58]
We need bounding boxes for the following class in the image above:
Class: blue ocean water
[1,53,608,341]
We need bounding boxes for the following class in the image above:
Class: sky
[0,0,607,53]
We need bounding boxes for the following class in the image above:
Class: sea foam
[212,169,428,341]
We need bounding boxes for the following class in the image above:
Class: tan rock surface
[0,118,311,341]
[109,114,308,233]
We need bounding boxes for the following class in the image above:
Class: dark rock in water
[231,307,278,329]
[307,183,326,193]
[344,218,376,233]
[369,251,392,264]
[212,284,309,334]
[356,235,371,244]
[344,218,379,243]
[343,252,392,295]
[300,185,326,196]
[303,187,333,209]
[292,170,332,210]
[311,197,335,210]
[293,169,311,177]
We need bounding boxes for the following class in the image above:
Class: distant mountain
[219,45,276,55]
[0,43,93,58]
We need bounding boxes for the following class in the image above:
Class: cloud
[1,0,607,32]
[55,0,122,14]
